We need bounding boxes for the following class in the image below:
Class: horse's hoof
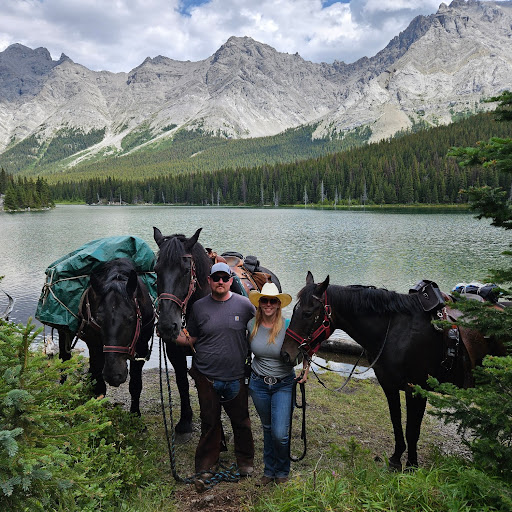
[388,460,402,472]
[175,419,193,435]
[175,432,193,444]
[405,461,418,472]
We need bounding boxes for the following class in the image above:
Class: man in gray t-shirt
[177,262,255,486]
[188,292,255,380]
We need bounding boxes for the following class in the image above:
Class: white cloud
[0,0,505,72]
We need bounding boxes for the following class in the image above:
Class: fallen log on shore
[321,329,363,355]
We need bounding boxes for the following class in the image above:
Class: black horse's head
[89,259,144,387]
[281,271,330,364]
[153,227,210,341]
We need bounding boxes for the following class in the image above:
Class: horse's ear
[88,275,100,305]
[185,228,202,251]
[316,276,330,296]
[89,273,101,292]
[127,270,138,297]
[153,227,164,246]
[306,271,314,285]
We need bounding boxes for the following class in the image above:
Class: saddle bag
[243,255,260,273]
[409,280,445,312]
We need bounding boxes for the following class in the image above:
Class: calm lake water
[0,205,509,370]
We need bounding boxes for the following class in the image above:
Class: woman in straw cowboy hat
[247,282,309,486]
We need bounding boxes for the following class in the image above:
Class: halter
[77,285,154,359]
[156,254,197,325]
[285,291,333,356]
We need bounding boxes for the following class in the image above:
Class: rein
[158,339,241,487]
[289,380,307,462]
[302,318,390,393]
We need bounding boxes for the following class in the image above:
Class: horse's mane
[91,258,139,300]
[155,233,211,284]
[299,283,422,315]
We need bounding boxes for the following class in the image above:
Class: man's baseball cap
[210,262,232,275]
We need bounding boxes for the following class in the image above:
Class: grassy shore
[106,367,476,512]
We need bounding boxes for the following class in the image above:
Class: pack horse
[36,237,156,415]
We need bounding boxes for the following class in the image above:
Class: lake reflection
[0,205,509,368]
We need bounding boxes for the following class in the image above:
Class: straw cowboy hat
[249,282,292,308]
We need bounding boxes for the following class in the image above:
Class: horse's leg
[404,391,427,469]
[128,359,145,415]
[58,329,73,383]
[58,328,73,362]
[165,341,193,434]
[383,387,406,470]
[86,340,107,397]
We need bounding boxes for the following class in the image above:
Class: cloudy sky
[0,0,503,73]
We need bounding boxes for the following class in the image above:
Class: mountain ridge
[0,0,511,176]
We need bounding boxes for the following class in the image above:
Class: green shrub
[0,319,160,511]
[416,356,512,482]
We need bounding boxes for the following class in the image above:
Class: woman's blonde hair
[249,304,284,344]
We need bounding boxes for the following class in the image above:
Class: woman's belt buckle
[264,376,278,385]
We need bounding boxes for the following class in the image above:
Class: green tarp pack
[35,236,157,332]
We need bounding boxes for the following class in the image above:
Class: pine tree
[418,91,512,482]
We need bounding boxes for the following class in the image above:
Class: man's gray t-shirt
[187,293,255,380]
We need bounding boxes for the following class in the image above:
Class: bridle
[77,285,155,360]
[286,288,392,392]
[156,254,198,326]
[285,291,333,356]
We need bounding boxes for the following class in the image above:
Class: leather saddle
[206,249,271,295]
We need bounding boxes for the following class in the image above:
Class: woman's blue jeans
[249,372,294,478]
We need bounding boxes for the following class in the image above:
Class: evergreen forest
[48,112,512,206]
[0,169,54,211]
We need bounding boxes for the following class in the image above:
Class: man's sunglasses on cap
[210,273,231,282]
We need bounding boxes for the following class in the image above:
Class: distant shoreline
[53,202,472,213]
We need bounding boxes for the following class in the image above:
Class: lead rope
[159,338,187,482]
[289,380,307,462]
[299,318,392,393]
[158,339,241,489]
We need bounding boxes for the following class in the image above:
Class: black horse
[281,272,506,470]
[58,258,155,415]
[153,226,282,437]
[153,228,211,436]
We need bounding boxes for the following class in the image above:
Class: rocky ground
[107,368,470,512]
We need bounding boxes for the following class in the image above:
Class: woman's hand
[296,362,310,384]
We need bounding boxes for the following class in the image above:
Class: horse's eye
[302,310,314,319]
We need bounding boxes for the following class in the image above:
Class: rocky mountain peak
[0,0,510,169]
[3,43,52,61]
[211,36,279,65]
[0,43,63,101]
